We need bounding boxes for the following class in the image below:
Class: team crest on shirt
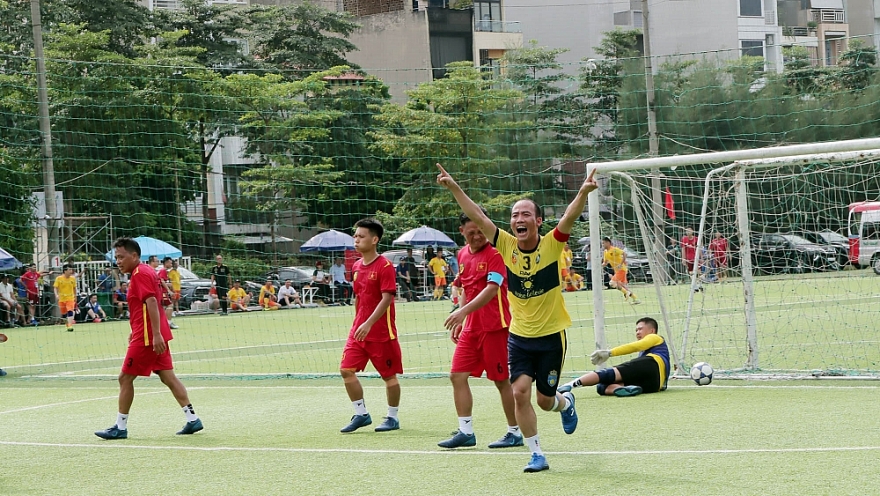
[536,254,541,264]
[511,252,518,265]
[547,370,558,387]
[477,262,487,272]
[369,271,378,280]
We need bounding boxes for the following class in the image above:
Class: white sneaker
[170,322,179,329]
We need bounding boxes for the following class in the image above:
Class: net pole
[734,167,760,370]
[589,165,607,353]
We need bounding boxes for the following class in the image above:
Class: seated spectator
[207,286,220,312]
[228,280,252,312]
[329,257,352,305]
[565,269,585,292]
[277,280,302,308]
[113,282,129,319]
[0,274,25,327]
[259,280,280,311]
[84,294,108,322]
[310,261,331,301]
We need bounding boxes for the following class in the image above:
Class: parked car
[382,249,427,288]
[751,233,839,274]
[246,266,313,293]
[798,230,849,268]
[176,266,213,290]
[178,285,212,311]
[571,242,652,285]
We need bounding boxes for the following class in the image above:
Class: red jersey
[709,237,728,265]
[456,243,510,333]
[21,271,39,294]
[127,263,173,347]
[681,235,697,262]
[350,255,397,342]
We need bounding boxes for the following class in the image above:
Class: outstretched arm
[436,163,498,242]
[556,167,598,235]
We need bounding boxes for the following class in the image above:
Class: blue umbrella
[299,229,354,252]
[105,236,182,262]
[392,225,457,248]
[0,247,22,271]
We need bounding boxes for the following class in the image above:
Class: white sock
[525,434,543,456]
[508,425,521,436]
[353,399,367,416]
[458,416,474,435]
[182,404,198,422]
[387,406,399,419]
[116,413,128,430]
[551,395,570,412]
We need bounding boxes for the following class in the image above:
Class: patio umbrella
[0,247,22,271]
[392,225,456,248]
[105,236,182,262]
[299,229,355,252]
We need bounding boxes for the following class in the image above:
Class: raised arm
[557,167,598,235]
[436,163,498,242]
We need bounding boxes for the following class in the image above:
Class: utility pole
[31,0,59,265]
[641,0,667,284]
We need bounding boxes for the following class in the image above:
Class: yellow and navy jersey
[492,228,572,338]
[610,334,671,389]
[603,246,627,271]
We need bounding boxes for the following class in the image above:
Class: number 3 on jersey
[522,255,531,271]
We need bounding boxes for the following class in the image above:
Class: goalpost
[588,138,880,379]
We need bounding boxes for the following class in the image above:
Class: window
[741,40,764,57]
[739,0,762,17]
[475,0,502,31]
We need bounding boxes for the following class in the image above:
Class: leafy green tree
[166,0,251,70]
[837,40,877,91]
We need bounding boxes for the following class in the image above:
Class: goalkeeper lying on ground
[558,317,670,397]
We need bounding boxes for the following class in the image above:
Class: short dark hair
[459,205,489,226]
[162,256,172,264]
[602,237,612,244]
[113,237,142,257]
[636,317,659,332]
[513,198,542,217]
[63,264,74,271]
[284,279,291,283]
[148,255,158,263]
[354,218,384,240]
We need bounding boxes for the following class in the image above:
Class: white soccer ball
[690,362,714,386]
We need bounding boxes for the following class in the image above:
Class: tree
[166,0,252,71]
[837,40,877,91]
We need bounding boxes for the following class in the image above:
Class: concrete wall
[652,0,739,63]
[847,0,878,48]
[346,10,433,102]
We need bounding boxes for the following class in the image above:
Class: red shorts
[340,338,403,378]
[27,292,38,305]
[685,260,695,272]
[172,291,181,302]
[451,328,510,381]
[122,343,174,377]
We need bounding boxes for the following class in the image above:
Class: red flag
[665,187,676,220]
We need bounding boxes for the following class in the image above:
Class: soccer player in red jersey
[437,209,520,449]
[157,257,179,329]
[95,237,202,440]
[339,218,403,433]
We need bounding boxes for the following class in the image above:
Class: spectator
[206,286,220,312]
[0,274,24,327]
[20,264,44,326]
[446,249,459,280]
[564,269,585,292]
[259,280,280,311]
[665,238,684,284]
[227,281,251,312]
[329,257,352,305]
[277,280,302,308]
[210,255,231,315]
[311,261,331,301]
[403,247,419,289]
[114,282,129,319]
[84,294,108,322]
[97,267,115,294]
[709,232,729,281]
[157,257,178,329]
[681,228,698,275]
[396,258,416,303]
[425,246,436,263]
[169,260,182,316]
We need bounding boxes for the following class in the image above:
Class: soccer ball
[690,362,714,386]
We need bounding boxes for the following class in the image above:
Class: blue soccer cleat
[487,432,524,449]
[0,369,6,377]
[438,430,476,448]
[613,385,643,397]
[523,453,549,473]
[176,419,203,435]
[560,391,578,434]
[556,383,572,394]
[95,426,128,440]
[374,416,399,432]
[340,413,372,433]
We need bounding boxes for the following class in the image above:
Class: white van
[847,202,880,272]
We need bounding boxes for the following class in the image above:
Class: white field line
[0,390,166,415]
[1,440,879,457]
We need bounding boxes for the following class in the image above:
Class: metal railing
[811,9,845,23]
[474,20,522,33]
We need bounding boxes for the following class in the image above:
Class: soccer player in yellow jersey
[169,260,182,316]
[602,237,640,304]
[558,317,670,398]
[53,265,78,331]
[437,162,598,473]
[428,249,449,300]
[259,280,279,310]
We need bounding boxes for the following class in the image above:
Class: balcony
[474,19,522,33]
[811,9,845,23]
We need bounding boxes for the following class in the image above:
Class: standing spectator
[54,265,78,331]
[709,232,729,281]
[277,280,302,308]
[396,258,416,302]
[210,255,231,315]
[157,258,179,329]
[428,248,449,301]
[329,257,352,305]
[114,282,129,319]
[20,264,43,326]
[97,267,115,295]
[84,294,108,322]
[0,274,24,327]
[681,228,698,275]
[227,281,251,312]
[446,249,460,310]
[665,238,683,284]
[169,260,182,316]
[259,280,280,311]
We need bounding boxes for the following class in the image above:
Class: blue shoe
[613,385,643,397]
[488,432,524,449]
[95,425,128,440]
[340,413,372,433]
[176,419,203,435]
[556,383,572,394]
[523,453,549,473]
[438,430,476,448]
[374,416,399,432]
[561,391,578,435]
[0,369,7,377]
